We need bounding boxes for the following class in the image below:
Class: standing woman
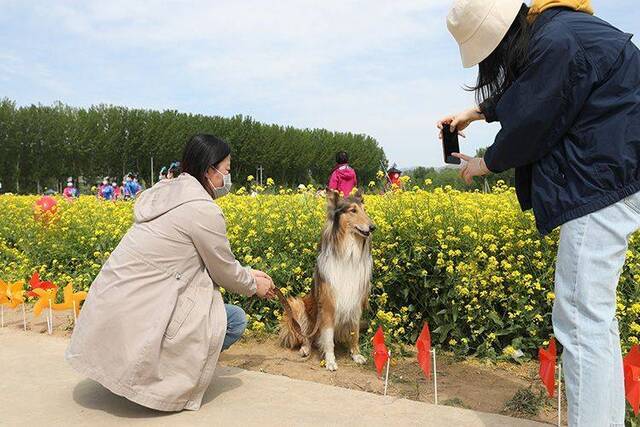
[440,1,640,425]
[67,134,275,411]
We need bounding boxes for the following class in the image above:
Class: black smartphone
[442,124,461,165]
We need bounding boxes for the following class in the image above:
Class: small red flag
[624,345,640,416]
[372,326,389,377]
[416,322,432,379]
[539,337,557,397]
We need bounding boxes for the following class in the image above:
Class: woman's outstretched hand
[452,153,490,184]
[251,269,275,299]
[436,108,485,139]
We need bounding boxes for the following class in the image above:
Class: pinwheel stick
[47,299,53,335]
[22,304,26,331]
[432,349,439,405]
[1,305,3,328]
[384,350,391,396]
[557,363,562,427]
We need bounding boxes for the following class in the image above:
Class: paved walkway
[0,329,547,426]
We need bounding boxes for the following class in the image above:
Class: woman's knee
[225,304,247,337]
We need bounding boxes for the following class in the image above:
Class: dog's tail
[278,295,309,348]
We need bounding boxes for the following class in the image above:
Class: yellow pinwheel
[0,279,26,308]
[52,284,87,317]
[32,286,58,317]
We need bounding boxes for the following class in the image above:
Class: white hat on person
[447,0,523,68]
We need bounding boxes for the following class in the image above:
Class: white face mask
[208,167,232,199]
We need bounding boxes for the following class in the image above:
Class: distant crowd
[55,154,403,201]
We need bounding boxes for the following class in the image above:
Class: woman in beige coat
[66,134,275,411]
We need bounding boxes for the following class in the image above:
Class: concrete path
[0,329,547,426]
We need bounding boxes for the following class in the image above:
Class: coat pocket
[164,287,196,340]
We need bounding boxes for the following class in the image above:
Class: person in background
[101,180,114,201]
[167,162,181,179]
[98,177,110,199]
[63,182,77,200]
[124,174,142,199]
[159,166,168,182]
[112,181,121,201]
[328,151,357,197]
[386,165,402,190]
[133,175,143,195]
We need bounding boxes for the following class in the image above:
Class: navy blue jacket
[481,8,640,235]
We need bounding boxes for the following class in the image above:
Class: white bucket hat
[447,0,523,68]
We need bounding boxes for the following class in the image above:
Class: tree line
[406,148,515,192]
[0,99,387,194]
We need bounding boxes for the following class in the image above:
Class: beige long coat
[66,173,256,411]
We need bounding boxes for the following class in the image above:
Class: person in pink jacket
[328,151,357,197]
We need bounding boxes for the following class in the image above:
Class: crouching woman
[66,134,274,411]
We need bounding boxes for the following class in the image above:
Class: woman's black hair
[181,134,231,195]
[336,151,349,164]
[468,3,531,105]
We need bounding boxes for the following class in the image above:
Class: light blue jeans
[553,193,640,426]
[222,304,247,351]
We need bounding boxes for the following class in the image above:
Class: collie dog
[279,191,375,371]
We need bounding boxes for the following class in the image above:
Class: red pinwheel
[27,272,56,298]
[624,345,640,416]
[416,322,432,379]
[539,337,557,398]
[372,326,389,377]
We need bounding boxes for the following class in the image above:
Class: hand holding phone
[442,124,461,165]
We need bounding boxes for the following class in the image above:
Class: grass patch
[504,388,545,418]
[443,397,468,409]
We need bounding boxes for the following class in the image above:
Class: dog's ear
[351,189,364,205]
[326,189,341,211]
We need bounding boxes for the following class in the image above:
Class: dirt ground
[1,307,565,425]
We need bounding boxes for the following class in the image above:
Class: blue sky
[0,0,637,168]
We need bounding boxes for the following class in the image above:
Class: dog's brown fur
[279,191,374,371]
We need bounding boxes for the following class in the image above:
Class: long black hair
[469,4,531,105]
[181,134,231,195]
[336,151,349,164]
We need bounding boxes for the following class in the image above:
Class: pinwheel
[0,279,27,329]
[32,286,58,334]
[52,283,87,321]
[27,272,56,297]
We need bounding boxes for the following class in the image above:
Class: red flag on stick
[416,322,432,379]
[372,326,389,377]
[539,337,557,398]
[624,345,640,416]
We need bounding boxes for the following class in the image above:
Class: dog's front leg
[319,327,338,371]
[349,325,367,365]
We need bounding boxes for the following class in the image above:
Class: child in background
[112,181,121,200]
[328,151,357,197]
[63,182,77,200]
[101,181,114,200]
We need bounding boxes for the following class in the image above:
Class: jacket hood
[529,0,593,21]
[134,173,213,223]
[333,164,356,180]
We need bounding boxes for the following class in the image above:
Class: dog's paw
[299,346,310,358]
[325,360,338,371]
[351,354,367,365]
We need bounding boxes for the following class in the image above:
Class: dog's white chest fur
[318,236,372,326]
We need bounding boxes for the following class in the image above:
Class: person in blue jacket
[124,173,142,199]
[441,1,640,425]
[101,181,114,201]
